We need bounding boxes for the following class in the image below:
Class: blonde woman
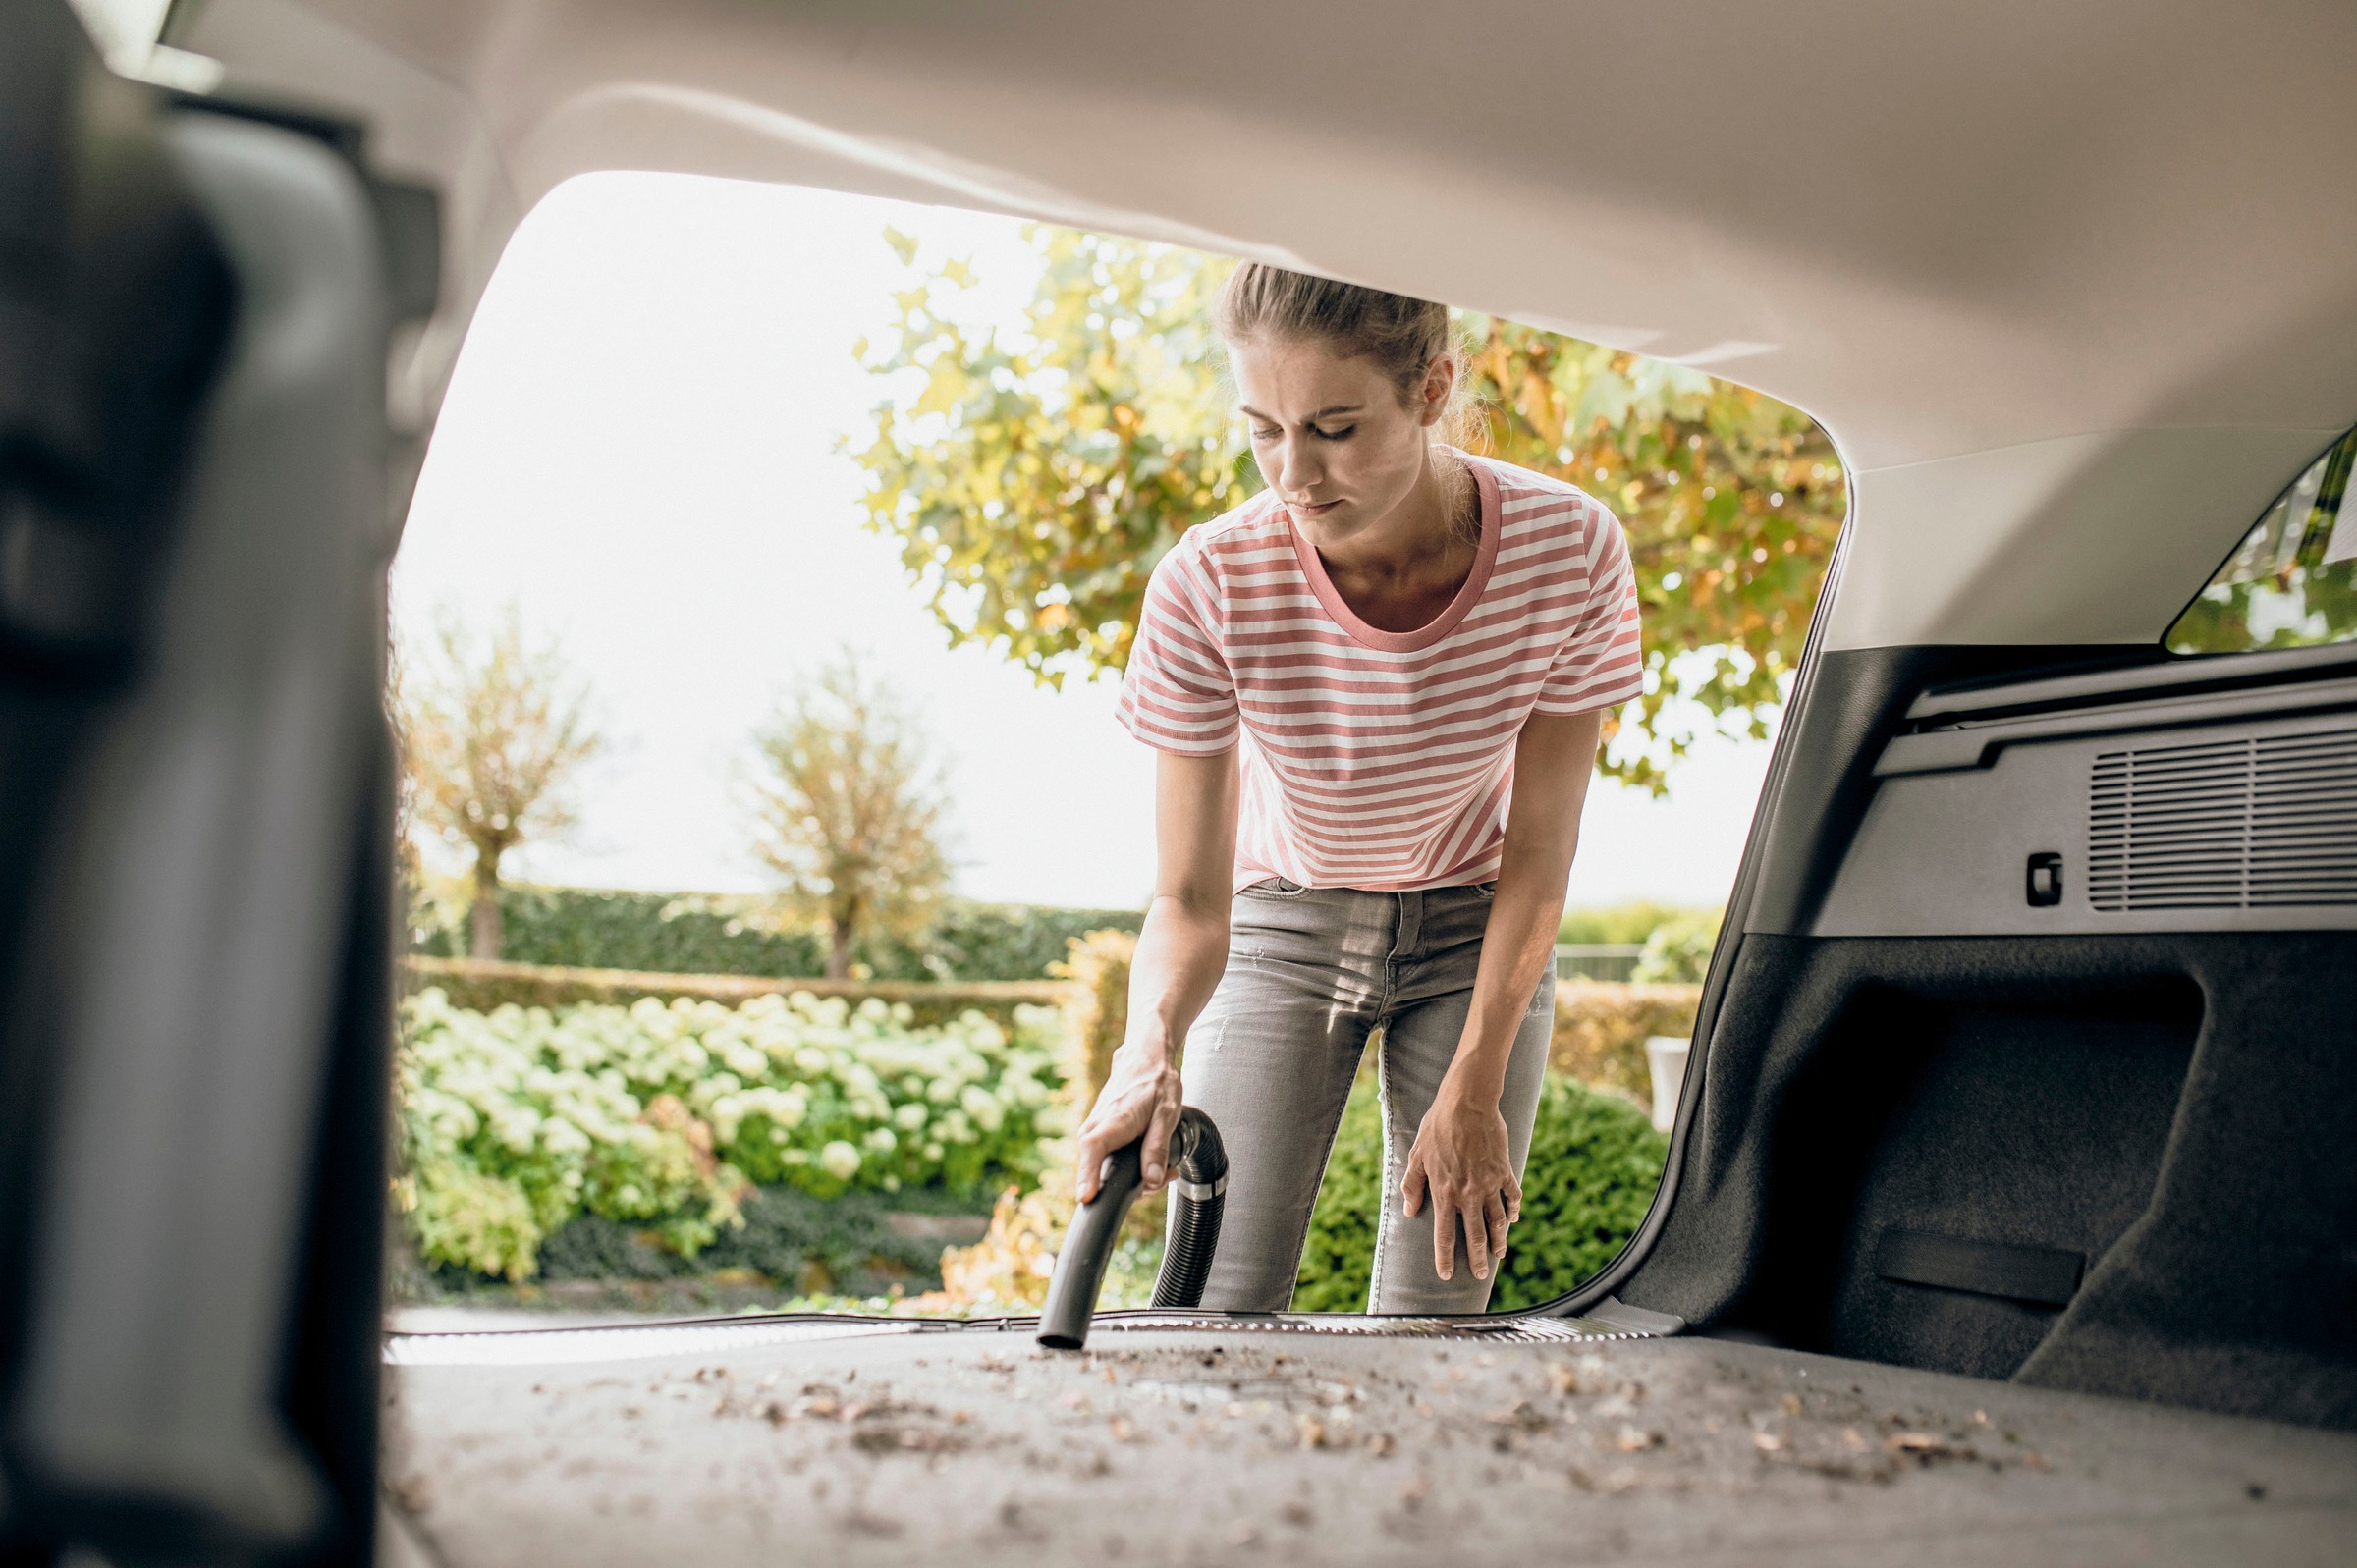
[1076,266,1641,1313]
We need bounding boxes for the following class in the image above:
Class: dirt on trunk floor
[382,1321,2357,1566]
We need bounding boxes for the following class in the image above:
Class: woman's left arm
[1400,708,1604,1283]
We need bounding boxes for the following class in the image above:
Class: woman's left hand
[1400,1078,1522,1283]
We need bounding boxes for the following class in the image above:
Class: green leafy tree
[1457,322,1842,788]
[849,228,1252,684]
[850,228,1845,792]
[746,654,953,979]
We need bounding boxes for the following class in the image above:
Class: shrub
[937,1128,1171,1313]
[889,901,1145,985]
[1491,1076,1672,1310]
[408,884,1142,983]
[1053,928,1136,1109]
[1288,1082,1388,1312]
[399,957,1064,1030]
[1291,1073,1669,1313]
[399,1163,543,1282]
[536,1186,979,1297]
[1633,906,1724,984]
[1557,901,1694,946]
[409,885,822,974]
[1549,982,1701,1099]
[396,987,1065,1278]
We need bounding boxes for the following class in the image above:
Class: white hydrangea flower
[960,1084,1005,1134]
[396,977,1066,1238]
[540,1116,591,1156]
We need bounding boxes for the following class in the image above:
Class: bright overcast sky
[394,172,1775,911]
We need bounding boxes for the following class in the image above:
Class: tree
[1455,323,1842,789]
[399,609,603,959]
[848,228,1254,686]
[746,655,952,980]
[850,228,1845,792]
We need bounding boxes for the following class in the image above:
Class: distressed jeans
[1178,879,1553,1315]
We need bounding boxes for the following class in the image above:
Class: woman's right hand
[1073,1039,1184,1201]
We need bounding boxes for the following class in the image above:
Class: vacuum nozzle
[1036,1107,1226,1350]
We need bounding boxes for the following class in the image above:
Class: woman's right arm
[1071,748,1238,1201]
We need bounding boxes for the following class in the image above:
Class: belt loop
[1396,889,1423,954]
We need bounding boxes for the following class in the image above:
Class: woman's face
[1229,336,1452,546]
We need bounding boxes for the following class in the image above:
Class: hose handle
[1035,1140,1143,1349]
[1036,1108,1229,1348]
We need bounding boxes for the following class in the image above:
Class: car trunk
[1599,642,2357,1428]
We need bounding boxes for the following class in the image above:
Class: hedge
[409,885,1143,983]
[401,955,1066,1031]
[1290,1072,1669,1312]
[1549,981,1700,1101]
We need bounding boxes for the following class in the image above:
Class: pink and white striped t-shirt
[1116,452,1643,892]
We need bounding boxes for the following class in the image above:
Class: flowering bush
[396,988,1065,1279]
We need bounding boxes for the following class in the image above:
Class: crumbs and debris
[402,1327,2106,1558]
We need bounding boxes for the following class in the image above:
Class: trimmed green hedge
[411,888,818,975]
[401,956,1065,1031]
[1291,1073,1669,1312]
[410,886,1142,984]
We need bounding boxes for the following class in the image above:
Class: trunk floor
[381,1321,2357,1566]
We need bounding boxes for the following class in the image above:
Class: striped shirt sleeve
[1534,503,1645,715]
[1116,543,1240,754]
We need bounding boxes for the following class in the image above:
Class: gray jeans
[1178,879,1553,1315]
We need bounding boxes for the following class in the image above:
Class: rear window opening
[387,171,1843,1328]
[2168,425,2357,655]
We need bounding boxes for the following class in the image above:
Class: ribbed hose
[1037,1107,1227,1348]
[1149,1108,1227,1309]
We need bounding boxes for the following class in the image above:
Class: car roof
[172,0,2357,650]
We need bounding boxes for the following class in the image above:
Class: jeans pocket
[1470,881,1499,901]
[1243,876,1312,899]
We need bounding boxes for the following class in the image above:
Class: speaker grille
[2088,728,2357,910]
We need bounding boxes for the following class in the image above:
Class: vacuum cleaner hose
[1037,1107,1227,1349]
[1149,1107,1227,1309]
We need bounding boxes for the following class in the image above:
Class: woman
[1076,266,1641,1313]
